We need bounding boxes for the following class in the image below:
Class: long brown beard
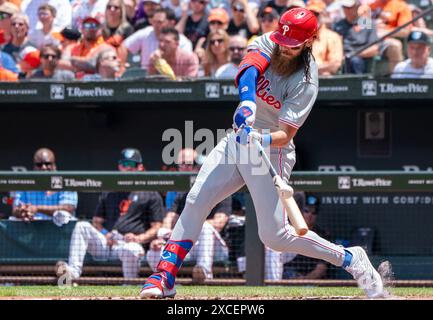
[270,46,300,77]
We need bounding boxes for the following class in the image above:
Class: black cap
[407,31,431,45]
[306,193,319,205]
[305,193,319,214]
[293,192,319,214]
[259,6,280,20]
[293,191,307,212]
[60,27,81,41]
[120,148,142,163]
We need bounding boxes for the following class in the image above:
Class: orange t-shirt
[313,25,344,68]
[0,68,18,82]
[8,0,22,8]
[71,36,107,58]
[70,37,115,79]
[370,0,412,30]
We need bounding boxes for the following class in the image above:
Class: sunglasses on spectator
[191,0,207,4]
[152,19,166,24]
[34,162,54,167]
[103,55,118,61]
[38,11,50,17]
[303,207,317,215]
[83,22,99,29]
[119,160,139,168]
[229,46,245,52]
[0,12,12,20]
[232,7,244,13]
[210,38,224,45]
[261,16,275,23]
[209,20,223,25]
[41,53,58,59]
[107,5,121,11]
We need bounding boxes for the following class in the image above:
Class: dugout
[0,77,433,282]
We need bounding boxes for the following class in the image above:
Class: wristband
[262,134,272,147]
[239,100,257,109]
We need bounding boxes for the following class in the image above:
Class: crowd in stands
[1,0,433,81]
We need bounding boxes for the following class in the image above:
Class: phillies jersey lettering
[256,75,282,110]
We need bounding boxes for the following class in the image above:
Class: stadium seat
[126,53,142,68]
[120,67,148,80]
[338,56,383,76]
[370,56,390,77]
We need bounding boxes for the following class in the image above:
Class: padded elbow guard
[235,50,270,87]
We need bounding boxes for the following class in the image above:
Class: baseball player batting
[140,8,384,299]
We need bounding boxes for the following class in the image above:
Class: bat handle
[253,139,278,178]
[253,138,264,154]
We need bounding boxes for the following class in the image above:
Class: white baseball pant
[67,221,145,279]
[170,132,346,269]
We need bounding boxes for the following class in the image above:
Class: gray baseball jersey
[238,32,319,142]
[169,34,347,273]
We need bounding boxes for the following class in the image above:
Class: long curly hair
[301,46,313,83]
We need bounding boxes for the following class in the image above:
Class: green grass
[0,285,433,299]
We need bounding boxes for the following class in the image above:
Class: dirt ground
[1,295,431,300]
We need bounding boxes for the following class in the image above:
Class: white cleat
[345,246,384,299]
[139,286,176,299]
[139,273,176,299]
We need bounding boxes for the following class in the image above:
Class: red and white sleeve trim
[279,118,300,129]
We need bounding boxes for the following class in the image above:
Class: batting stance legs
[171,134,346,265]
[141,133,384,298]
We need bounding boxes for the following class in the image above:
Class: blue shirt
[13,191,78,220]
[0,52,18,73]
[165,191,177,210]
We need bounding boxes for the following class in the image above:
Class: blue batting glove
[233,101,256,130]
[236,125,252,145]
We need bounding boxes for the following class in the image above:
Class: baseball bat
[253,139,308,236]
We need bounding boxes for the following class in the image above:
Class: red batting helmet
[270,8,318,48]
